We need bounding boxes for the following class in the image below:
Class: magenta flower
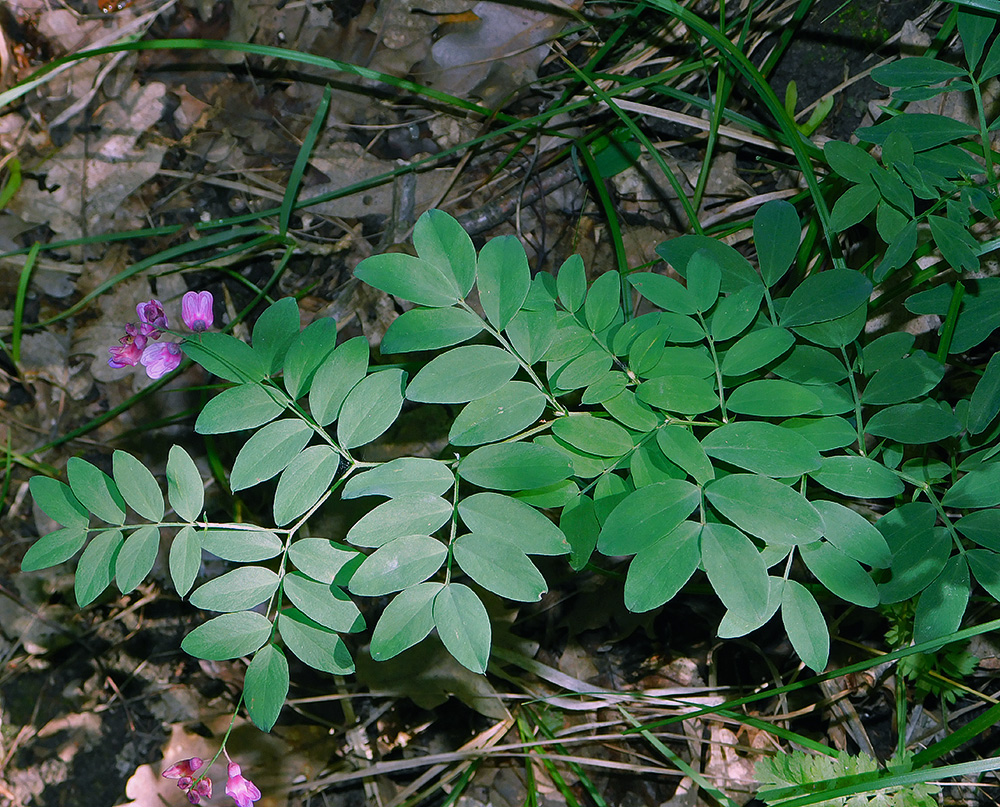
[163,757,203,781]
[187,776,213,804]
[182,291,214,332]
[225,762,261,807]
[141,342,183,379]
[108,323,148,368]
[137,299,168,337]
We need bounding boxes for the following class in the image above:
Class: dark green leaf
[943,461,1000,508]
[772,344,848,385]
[861,352,944,404]
[454,532,546,601]
[655,234,762,293]
[244,644,288,732]
[754,200,801,287]
[603,389,659,432]
[711,285,764,342]
[560,494,599,570]
[199,528,282,562]
[288,538,361,584]
[381,307,483,354]
[968,351,1000,434]
[959,10,994,71]
[718,577,783,638]
[686,250,722,312]
[871,56,967,87]
[829,183,879,232]
[252,297,300,375]
[341,458,454,499]
[702,421,821,477]
[283,572,362,633]
[370,582,442,660]
[21,526,87,572]
[913,556,970,643]
[505,307,556,365]
[348,535,446,596]
[584,271,622,332]
[780,270,873,327]
[929,214,979,273]
[278,608,354,674]
[865,402,962,443]
[355,252,462,307]
[581,372,628,405]
[458,492,569,555]
[29,476,89,528]
[636,375,718,415]
[813,500,891,568]
[628,272,697,314]
[809,455,904,498]
[115,525,159,594]
[348,494,452,548]
[273,445,341,526]
[182,332,266,383]
[857,114,978,151]
[189,566,279,612]
[779,416,858,451]
[721,327,795,376]
[549,347,614,392]
[598,480,699,555]
[477,235,530,330]
[282,317,338,400]
[182,611,272,660]
[876,502,947,603]
[67,457,126,525]
[557,254,587,312]
[413,209,477,296]
[701,523,770,622]
[113,450,163,522]
[75,529,122,606]
[800,542,878,606]
[726,379,823,417]
[337,369,405,449]
[169,525,201,598]
[706,475,823,545]
[433,583,490,674]
[967,549,1000,600]
[406,346,519,404]
[458,443,573,491]
[781,580,829,671]
[624,521,700,612]
[195,383,285,434]
[310,336,369,426]
[656,425,714,484]
[230,419,312,491]
[824,140,878,183]
[551,414,633,458]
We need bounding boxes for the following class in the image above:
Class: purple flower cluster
[162,756,261,807]
[108,291,214,379]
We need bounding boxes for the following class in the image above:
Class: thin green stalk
[11,242,39,363]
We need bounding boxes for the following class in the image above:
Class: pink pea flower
[225,762,261,807]
[137,299,168,337]
[182,291,214,332]
[108,323,147,368]
[163,757,203,781]
[187,776,213,804]
[141,342,183,379]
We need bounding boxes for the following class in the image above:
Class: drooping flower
[107,323,147,368]
[187,776,213,804]
[182,291,214,332]
[137,299,168,337]
[140,342,183,379]
[225,762,261,807]
[162,757,203,781]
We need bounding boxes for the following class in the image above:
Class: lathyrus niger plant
[18,7,1000,740]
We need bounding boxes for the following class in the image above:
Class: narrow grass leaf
[280,85,330,237]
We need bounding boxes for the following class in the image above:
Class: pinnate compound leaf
[282,317,339,400]
[406,346,518,404]
[705,475,823,545]
[199,529,282,562]
[624,521,700,612]
[189,566,279,612]
[449,381,547,446]
[337,369,405,449]
[166,446,203,523]
[584,271,622,332]
[169,525,201,597]
[702,421,821,477]
[813,501,891,568]
[381,307,483,354]
[278,609,354,674]
[195,384,284,434]
[781,580,829,671]
[810,455,904,498]
[29,477,89,528]
[459,443,573,491]
[433,583,490,674]
[245,644,288,732]
[370,582,442,660]
[21,526,87,572]
[551,414,633,458]
[67,458,126,525]
[413,209,477,296]
[288,538,361,584]
[182,332,267,383]
[252,296,300,374]
[348,494,452,548]
[182,611,272,660]
[598,480,699,556]
[355,252,462,307]
[657,426,714,484]
[341,458,454,499]
[115,525,159,594]
[283,572,363,633]
[453,532,546,601]
[230,419,312,491]
[968,351,1000,434]
[914,555,970,644]
[701,523,770,622]
[754,201,800,287]
[458,492,569,555]
[942,461,1000,508]
[865,402,961,443]
[799,542,878,606]
[75,529,122,606]
[556,254,586,312]
[273,445,341,527]
[112,450,163,522]
[780,270,872,327]
[348,535,446,596]
[477,236,530,330]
